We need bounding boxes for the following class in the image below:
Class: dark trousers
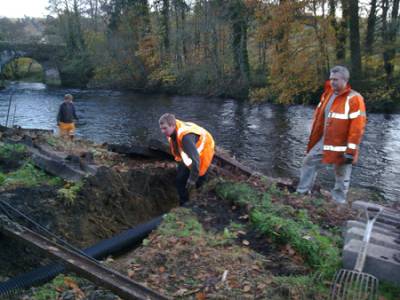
[176,163,207,205]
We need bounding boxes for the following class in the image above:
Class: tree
[382,0,400,83]
[365,0,377,54]
[227,0,250,83]
[336,0,349,61]
[348,0,362,79]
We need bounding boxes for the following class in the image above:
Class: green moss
[1,161,63,188]
[0,143,27,158]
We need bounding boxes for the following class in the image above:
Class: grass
[215,181,400,299]
[132,208,281,298]
[57,181,84,205]
[159,209,205,239]
[0,161,63,188]
[270,274,328,299]
[0,143,63,189]
[216,181,341,278]
[379,281,400,300]
[31,275,82,300]
[0,143,27,158]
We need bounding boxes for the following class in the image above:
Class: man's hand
[343,153,354,164]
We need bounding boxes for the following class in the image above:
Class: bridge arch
[0,42,65,86]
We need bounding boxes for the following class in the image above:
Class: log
[108,141,173,160]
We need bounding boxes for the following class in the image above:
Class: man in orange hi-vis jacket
[296,65,367,203]
[159,113,215,206]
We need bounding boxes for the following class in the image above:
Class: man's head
[64,94,73,103]
[159,113,176,137]
[329,66,350,94]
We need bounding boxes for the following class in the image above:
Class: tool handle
[353,207,382,272]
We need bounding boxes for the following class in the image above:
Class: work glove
[343,153,354,164]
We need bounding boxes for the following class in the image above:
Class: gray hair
[330,65,350,81]
[159,113,176,126]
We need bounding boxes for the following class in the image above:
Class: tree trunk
[230,0,249,83]
[336,0,349,61]
[161,0,170,58]
[348,0,362,79]
[382,0,399,83]
[365,0,377,54]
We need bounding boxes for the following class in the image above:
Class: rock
[343,201,400,285]
[60,290,75,300]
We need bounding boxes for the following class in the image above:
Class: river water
[0,82,399,202]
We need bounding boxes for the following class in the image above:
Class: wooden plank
[0,215,170,300]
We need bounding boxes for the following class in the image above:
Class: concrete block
[346,220,400,238]
[343,239,400,285]
[352,201,400,228]
[344,227,400,251]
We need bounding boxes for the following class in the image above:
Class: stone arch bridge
[0,42,66,85]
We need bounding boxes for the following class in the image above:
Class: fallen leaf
[173,288,188,296]
[243,285,251,292]
[127,270,134,278]
[195,292,206,300]
[251,264,261,271]
[257,283,267,289]
[242,240,250,246]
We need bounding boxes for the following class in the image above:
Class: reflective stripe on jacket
[169,119,215,176]
[307,81,367,164]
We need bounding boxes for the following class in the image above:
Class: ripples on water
[0,82,399,202]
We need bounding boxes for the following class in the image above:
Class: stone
[344,226,400,251]
[343,239,400,285]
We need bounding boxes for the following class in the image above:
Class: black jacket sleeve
[57,103,63,123]
[181,133,200,183]
[72,104,78,120]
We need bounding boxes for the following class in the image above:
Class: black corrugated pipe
[0,216,163,297]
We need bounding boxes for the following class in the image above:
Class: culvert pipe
[0,215,163,297]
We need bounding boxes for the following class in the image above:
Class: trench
[0,158,179,283]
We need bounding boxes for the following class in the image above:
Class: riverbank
[0,128,398,299]
[3,77,399,114]
[1,82,399,203]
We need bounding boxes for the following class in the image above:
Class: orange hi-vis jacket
[307,81,367,164]
[169,119,215,176]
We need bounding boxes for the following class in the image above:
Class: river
[0,82,399,202]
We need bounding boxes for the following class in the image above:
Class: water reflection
[0,83,399,203]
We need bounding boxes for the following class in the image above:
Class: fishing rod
[5,92,14,127]
[11,102,17,127]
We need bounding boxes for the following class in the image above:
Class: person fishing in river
[57,94,79,140]
[159,113,215,206]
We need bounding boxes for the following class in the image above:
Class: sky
[0,0,48,18]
